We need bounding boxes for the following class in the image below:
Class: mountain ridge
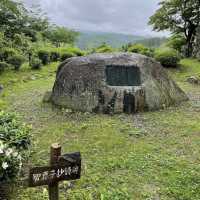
[76,31,166,49]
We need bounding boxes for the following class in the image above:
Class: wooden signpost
[28,143,81,200]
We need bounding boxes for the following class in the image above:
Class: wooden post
[48,143,61,200]
[28,144,81,199]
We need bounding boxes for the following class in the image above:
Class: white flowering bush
[0,141,22,182]
[0,111,31,183]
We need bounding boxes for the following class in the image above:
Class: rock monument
[50,53,188,114]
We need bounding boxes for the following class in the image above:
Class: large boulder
[51,53,188,114]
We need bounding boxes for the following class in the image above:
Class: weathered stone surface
[51,53,188,114]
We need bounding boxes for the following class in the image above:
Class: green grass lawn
[1,59,200,200]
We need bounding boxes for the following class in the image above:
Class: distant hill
[76,31,167,49]
[133,37,167,48]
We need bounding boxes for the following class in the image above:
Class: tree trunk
[185,40,193,57]
[185,25,196,57]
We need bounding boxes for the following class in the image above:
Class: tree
[94,43,114,53]
[0,0,79,51]
[0,0,26,38]
[0,0,49,41]
[23,4,49,41]
[26,5,49,32]
[43,26,79,47]
[0,0,22,17]
[166,34,186,53]
[22,6,49,42]
[149,0,200,57]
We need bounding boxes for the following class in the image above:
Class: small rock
[187,76,200,84]
[30,76,36,80]
[0,84,4,94]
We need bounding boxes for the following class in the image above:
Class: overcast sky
[22,0,167,37]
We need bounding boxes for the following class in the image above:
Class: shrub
[38,50,50,65]
[166,34,186,53]
[0,48,18,62]
[60,52,75,61]
[95,43,114,53]
[155,48,181,68]
[0,32,6,49]
[0,111,31,183]
[128,44,154,57]
[57,47,85,57]
[69,47,85,56]
[30,58,42,70]
[0,50,4,61]
[7,55,25,71]
[0,111,31,150]
[74,50,84,56]
[0,62,10,74]
[128,44,145,53]
[13,34,31,53]
[0,142,23,182]
[50,51,60,62]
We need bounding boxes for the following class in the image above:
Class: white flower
[19,161,22,169]
[0,141,4,153]
[2,162,9,169]
[13,152,18,157]
[17,155,22,160]
[5,148,13,157]
[0,147,3,154]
